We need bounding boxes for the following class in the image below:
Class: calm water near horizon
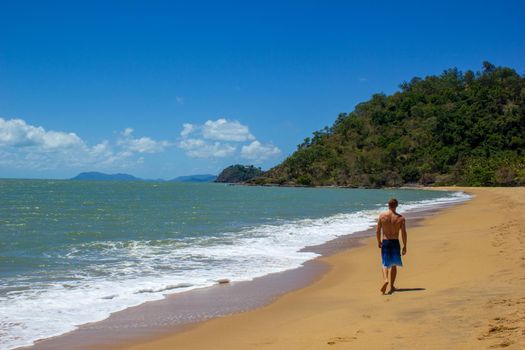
[0,180,469,349]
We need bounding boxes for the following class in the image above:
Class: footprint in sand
[327,336,357,345]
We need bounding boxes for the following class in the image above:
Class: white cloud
[180,123,194,137]
[202,118,255,142]
[118,128,171,153]
[0,118,85,149]
[241,141,281,163]
[91,140,111,155]
[178,118,255,142]
[177,118,281,162]
[0,117,170,171]
[178,138,236,158]
[122,127,134,137]
[177,118,250,158]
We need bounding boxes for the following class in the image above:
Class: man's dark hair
[388,198,398,208]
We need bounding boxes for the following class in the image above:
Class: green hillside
[215,164,263,183]
[255,62,525,187]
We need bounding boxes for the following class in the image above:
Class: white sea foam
[0,191,470,350]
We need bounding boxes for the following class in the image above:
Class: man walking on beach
[376,198,407,294]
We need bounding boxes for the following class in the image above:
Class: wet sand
[112,187,525,349]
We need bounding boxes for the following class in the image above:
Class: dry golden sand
[116,187,525,350]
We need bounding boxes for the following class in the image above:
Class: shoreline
[21,190,469,350]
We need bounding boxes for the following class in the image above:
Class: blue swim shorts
[381,239,403,268]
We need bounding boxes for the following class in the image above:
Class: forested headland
[215,164,263,183]
[251,62,525,187]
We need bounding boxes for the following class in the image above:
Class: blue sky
[0,0,524,179]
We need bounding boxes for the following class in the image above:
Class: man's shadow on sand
[390,287,426,294]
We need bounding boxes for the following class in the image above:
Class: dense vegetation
[215,164,263,183]
[253,62,525,187]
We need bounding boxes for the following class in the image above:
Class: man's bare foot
[388,286,397,294]
[380,281,388,294]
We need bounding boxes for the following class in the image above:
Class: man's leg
[380,266,389,294]
[389,266,397,293]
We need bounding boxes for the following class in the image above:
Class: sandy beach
[109,187,524,350]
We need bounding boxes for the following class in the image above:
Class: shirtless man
[376,198,407,294]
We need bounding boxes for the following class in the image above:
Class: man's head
[388,198,398,209]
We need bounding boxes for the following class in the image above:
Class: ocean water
[0,180,470,349]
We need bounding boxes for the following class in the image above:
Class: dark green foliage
[215,164,263,183]
[262,63,525,187]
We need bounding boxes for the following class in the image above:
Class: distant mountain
[215,165,263,183]
[71,172,142,181]
[170,174,217,182]
[71,172,218,183]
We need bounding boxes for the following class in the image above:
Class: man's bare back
[378,210,405,240]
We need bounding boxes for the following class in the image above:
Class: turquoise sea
[0,180,469,349]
